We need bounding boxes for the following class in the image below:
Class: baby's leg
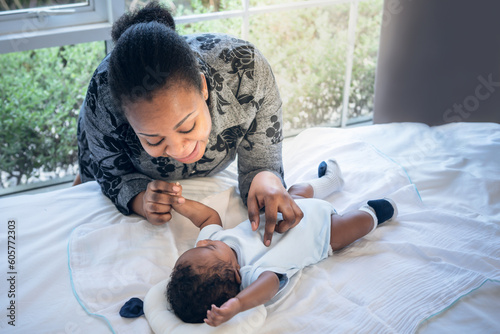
[330,198,397,251]
[288,183,314,199]
[330,211,374,251]
[288,159,344,199]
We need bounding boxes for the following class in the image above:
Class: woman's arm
[78,59,183,223]
[234,47,303,246]
[236,46,286,205]
[204,271,280,327]
[78,60,152,214]
[171,198,222,229]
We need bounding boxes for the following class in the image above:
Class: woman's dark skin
[74,1,303,246]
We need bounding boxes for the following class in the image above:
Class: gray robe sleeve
[236,47,285,205]
[77,60,151,215]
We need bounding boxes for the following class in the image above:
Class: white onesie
[196,198,336,300]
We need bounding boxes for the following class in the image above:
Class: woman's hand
[247,171,304,246]
[204,298,242,327]
[131,180,185,225]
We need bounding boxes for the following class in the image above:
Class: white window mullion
[241,0,250,40]
[340,0,359,127]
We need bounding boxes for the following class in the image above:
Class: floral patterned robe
[77,33,285,215]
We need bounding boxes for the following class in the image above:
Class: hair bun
[111,1,175,42]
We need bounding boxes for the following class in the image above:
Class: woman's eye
[179,122,196,134]
[146,138,164,147]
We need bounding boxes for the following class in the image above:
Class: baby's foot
[360,198,398,232]
[310,159,345,198]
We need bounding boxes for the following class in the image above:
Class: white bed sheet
[0,122,499,333]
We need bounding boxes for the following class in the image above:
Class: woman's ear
[200,73,208,100]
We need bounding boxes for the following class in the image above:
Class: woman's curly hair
[108,1,202,108]
[166,262,240,323]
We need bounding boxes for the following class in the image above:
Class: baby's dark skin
[171,182,374,326]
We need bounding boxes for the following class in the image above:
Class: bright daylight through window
[0,0,382,194]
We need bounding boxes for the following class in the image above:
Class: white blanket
[1,122,499,333]
[68,136,500,333]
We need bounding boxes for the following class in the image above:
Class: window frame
[0,0,124,54]
[0,0,376,195]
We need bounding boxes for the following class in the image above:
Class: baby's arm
[204,271,280,327]
[171,199,222,229]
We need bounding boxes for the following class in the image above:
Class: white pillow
[144,278,267,334]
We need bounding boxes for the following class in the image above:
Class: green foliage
[348,0,383,118]
[250,5,350,128]
[1,0,382,188]
[250,1,383,128]
[0,42,105,187]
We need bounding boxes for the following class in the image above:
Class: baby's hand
[204,297,241,327]
[171,182,183,196]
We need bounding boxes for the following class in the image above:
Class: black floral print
[85,72,98,114]
[199,61,230,115]
[266,115,283,145]
[196,34,222,51]
[152,157,177,178]
[220,45,255,80]
[241,118,257,151]
[210,125,246,153]
[77,34,285,215]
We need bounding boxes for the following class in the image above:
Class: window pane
[250,0,312,6]
[0,0,88,12]
[249,4,350,133]
[0,41,105,189]
[177,17,242,36]
[126,0,242,14]
[347,0,382,122]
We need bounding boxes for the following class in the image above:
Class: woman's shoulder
[183,32,268,68]
[183,33,255,53]
[94,53,111,76]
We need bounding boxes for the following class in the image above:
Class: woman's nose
[164,139,188,158]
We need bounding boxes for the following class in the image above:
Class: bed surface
[1,122,499,333]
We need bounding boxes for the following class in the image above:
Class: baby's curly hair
[166,261,240,323]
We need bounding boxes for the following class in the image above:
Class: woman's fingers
[146,212,172,225]
[148,180,182,195]
[143,180,185,224]
[247,173,305,245]
[247,196,261,231]
[275,197,304,233]
[147,191,184,206]
[263,199,279,247]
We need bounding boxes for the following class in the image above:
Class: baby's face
[175,240,241,283]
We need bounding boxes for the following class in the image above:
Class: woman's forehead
[126,88,199,132]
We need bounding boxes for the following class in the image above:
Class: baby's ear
[233,268,242,285]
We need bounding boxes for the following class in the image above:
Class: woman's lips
[174,142,200,164]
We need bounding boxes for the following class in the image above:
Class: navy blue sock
[367,199,397,225]
[120,297,144,318]
[318,161,328,178]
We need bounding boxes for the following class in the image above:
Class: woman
[75,2,302,246]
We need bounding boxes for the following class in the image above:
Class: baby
[166,160,397,326]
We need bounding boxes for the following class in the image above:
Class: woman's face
[125,74,211,164]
